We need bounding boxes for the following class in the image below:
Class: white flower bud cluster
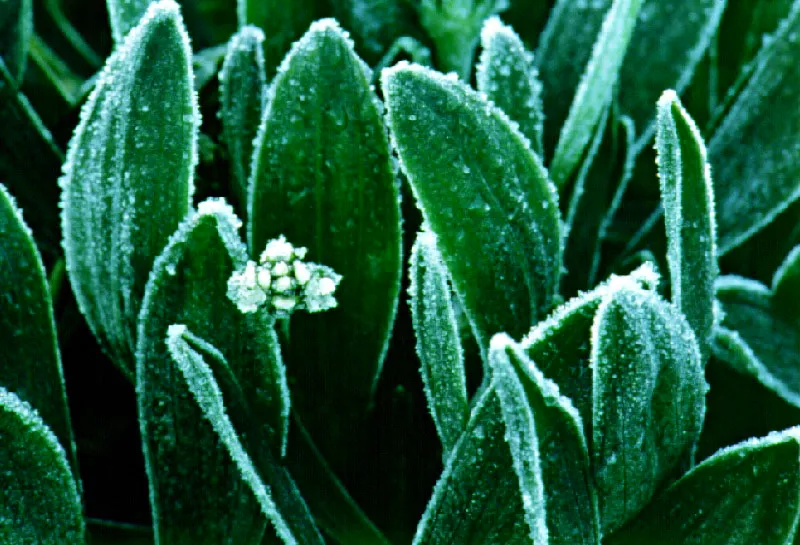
[227,235,342,318]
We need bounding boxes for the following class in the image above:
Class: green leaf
[490,334,601,545]
[0,387,85,545]
[60,0,198,377]
[107,0,152,43]
[476,16,544,156]
[137,200,291,545]
[219,26,267,217]
[607,428,800,545]
[166,325,325,545]
[773,244,800,320]
[591,285,706,532]
[713,275,800,408]
[0,58,63,267]
[192,44,227,92]
[549,0,643,188]
[709,2,800,254]
[409,230,468,458]
[0,0,32,82]
[412,388,532,545]
[0,184,79,479]
[383,62,561,347]
[86,520,153,545]
[655,90,718,361]
[249,19,401,465]
[237,0,319,77]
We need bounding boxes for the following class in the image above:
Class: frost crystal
[227,235,341,318]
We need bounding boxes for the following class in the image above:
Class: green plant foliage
[0,184,78,478]
[137,200,290,544]
[709,0,800,254]
[384,62,561,347]
[0,0,32,82]
[476,16,544,156]
[490,334,601,545]
[0,387,85,545]
[219,25,267,217]
[773,244,800,317]
[60,0,198,378]
[607,428,800,545]
[655,90,718,360]
[107,0,153,43]
[713,273,800,409]
[549,0,643,189]
[248,19,402,465]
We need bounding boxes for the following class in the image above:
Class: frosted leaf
[107,0,154,42]
[409,230,469,458]
[656,90,718,362]
[0,387,85,545]
[0,0,32,82]
[591,286,706,533]
[0,184,79,480]
[412,388,533,545]
[166,326,325,545]
[549,0,644,188]
[219,25,267,219]
[490,334,600,545]
[60,0,198,378]
[137,199,291,543]
[607,427,800,545]
[477,16,544,156]
[709,3,800,253]
[383,62,561,347]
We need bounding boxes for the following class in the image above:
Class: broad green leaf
[0,58,63,267]
[0,0,32,81]
[107,0,152,43]
[249,19,401,465]
[549,0,643,188]
[656,90,718,361]
[383,62,561,347]
[412,388,531,545]
[60,0,198,378]
[0,184,78,478]
[137,200,291,545]
[773,244,800,319]
[591,286,706,532]
[409,230,468,458]
[0,387,85,545]
[237,0,319,77]
[219,26,267,216]
[608,428,800,545]
[490,334,601,545]
[413,0,509,79]
[713,275,800,408]
[709,1,800,254]
[477,16,544,156]
[166,326,325,545]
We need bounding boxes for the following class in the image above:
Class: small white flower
[294,261,311,285]
[273,276,294,293]
[260,235,295,262]
[257,268,272,290]
[273,296,297,311]
[227,261,267,313]
[273,261,290,277]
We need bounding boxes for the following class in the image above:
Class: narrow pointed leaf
[107,0,152,43]
[409,230,468,457]
[0,184,78,478]
[237,0,319,77]
[0,0,32,81]
[773,244,800,320]
[412,388,532,545]
[490,334,601,545]
[608,428,800,545]
[656,90,718,361]
[714,275,800,408]
[60,0,198,378]
[249,19,401,463]
[220,26,267,217]
[549,0,643,188]
[137,200,291,545]
[591,286,706,532]
[167,326,325,545]
[383,62,561,347]
[477,16,544,156]
[709,2,800,254]
[0,387,85,545]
